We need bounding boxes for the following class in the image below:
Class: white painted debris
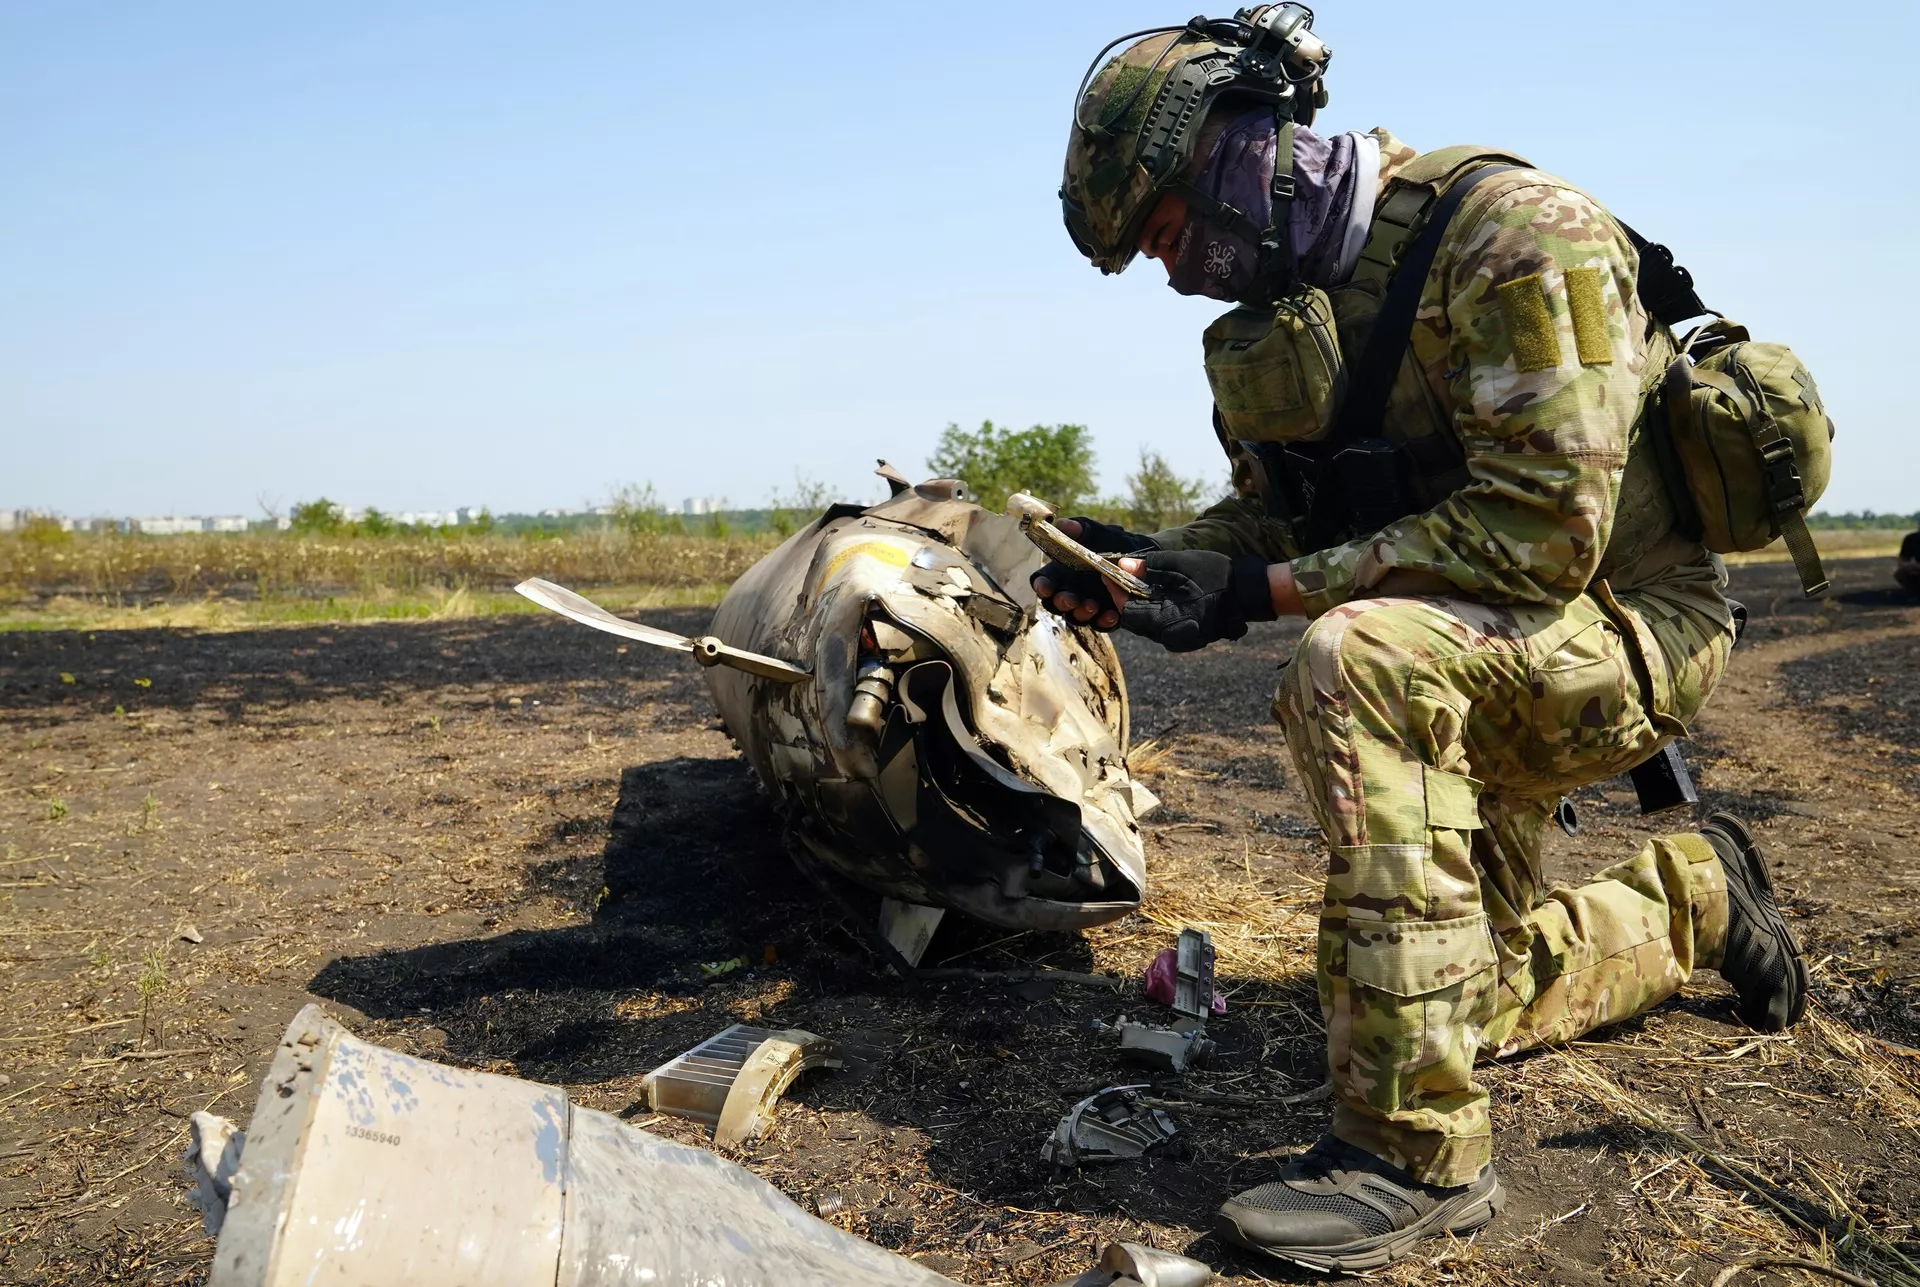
[183,1111,245,1235]
[192,1005,1215,1286]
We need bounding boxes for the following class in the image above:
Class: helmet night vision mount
[1062,5,1331,277]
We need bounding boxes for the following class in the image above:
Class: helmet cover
[1060,7,1329,275]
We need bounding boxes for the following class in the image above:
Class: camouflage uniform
[1153,133,1738,1186]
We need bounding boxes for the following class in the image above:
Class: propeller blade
[515,577,694,652]
[514,578,809,683]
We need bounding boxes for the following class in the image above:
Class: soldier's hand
[1116,551,1277,653]
[1032,520,1159,629]
[1055,516,1159,555]
[1032,560,1123,630]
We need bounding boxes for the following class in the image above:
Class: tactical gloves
[1117,550,1277,652]
[1030,562,1113,619]
[1034,549,1276,652]
[1028,519,1160,626]
[1063,517,1160,555]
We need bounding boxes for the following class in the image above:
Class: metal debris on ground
[1041,1086,1180,1170]
[182,1110,245,1236]
[189,1005,1214,1287]
[1046,1242,1215,1287]
[1114,928,1218,1074]
[641,1023,844,1147]
[1158,928,1220,1019]
[1113,1019,1215,1074]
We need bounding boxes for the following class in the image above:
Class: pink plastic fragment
[1142,947,1225,1014]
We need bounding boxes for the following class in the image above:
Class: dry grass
[1087,795,1920,1287]
[1124,738,1178,778]
[0,528,777,606]
[1726,530,1907,565]
[1519,1017,1920,1287]
[0,582,736,633]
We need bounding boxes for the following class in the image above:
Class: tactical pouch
[1203,289,1345,446]
[1659,320,1835,596]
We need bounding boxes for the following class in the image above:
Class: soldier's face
[1137,192,1190,280]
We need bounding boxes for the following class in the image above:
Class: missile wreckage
[517,467,1158,964]
[186,1005,1218,1286]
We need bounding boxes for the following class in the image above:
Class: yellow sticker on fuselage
[818,540,911,589]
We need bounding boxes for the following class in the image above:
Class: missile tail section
[523,478,1155,940]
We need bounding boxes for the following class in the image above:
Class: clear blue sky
[3,2,1913,517]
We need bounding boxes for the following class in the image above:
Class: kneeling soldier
[1039,8,1812,1272]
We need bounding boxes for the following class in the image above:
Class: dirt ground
[2,555,1917,1286]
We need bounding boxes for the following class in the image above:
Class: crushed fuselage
[706,485,1154,931]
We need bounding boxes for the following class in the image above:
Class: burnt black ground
[1,554,1916,1284]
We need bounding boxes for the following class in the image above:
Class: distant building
[682,497,726,517]
[129,515,251,535]
[0,506,493,535]
[0,508,76,532]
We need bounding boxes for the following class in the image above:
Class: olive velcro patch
[1498,273,1562,373]
[1565,266,1613,366]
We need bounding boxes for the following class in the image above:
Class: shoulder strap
[1393,143,1530,188]
[1302,162,1518,549]
[1350,147,1530,292]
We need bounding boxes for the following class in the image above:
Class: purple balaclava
[1166,110,1370,303]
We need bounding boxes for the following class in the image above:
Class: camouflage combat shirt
[1154,130,1734,729]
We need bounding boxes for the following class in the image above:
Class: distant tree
[609,483,674,536]
[1805,509,1920,531]
[1124,450,1205,531]
[926,421,1096,512]
[357,507,394,537]
[289,498,346,535]
[17,515,71,546]
[608,483,715,537]
[767,475,836,538]
[469,507,496,534]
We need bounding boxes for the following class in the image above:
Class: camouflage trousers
[1273,591,1735,1187]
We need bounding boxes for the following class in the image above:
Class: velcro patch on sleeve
[1497,273,1562,373]
[1565,266,1613,366]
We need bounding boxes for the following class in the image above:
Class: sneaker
[1215,1134,1504,1272]
[1700,812,1808,1032]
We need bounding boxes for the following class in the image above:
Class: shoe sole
[1217,1175,1507,1273]
[1707,812,1809,1031]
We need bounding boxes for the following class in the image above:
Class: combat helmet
[1062,5,1331,276]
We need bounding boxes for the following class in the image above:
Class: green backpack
[1655,318,1836,597]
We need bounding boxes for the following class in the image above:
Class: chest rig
[1203,145,1530,559]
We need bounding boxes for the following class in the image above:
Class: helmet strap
[1163,112,1300,303]
[1166,182,1265,244]
[1259,116,1299,300]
